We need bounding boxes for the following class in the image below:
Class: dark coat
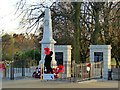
[44,55,52,67]
[44,51,53,73]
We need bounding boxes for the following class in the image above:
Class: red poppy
[57,65,64,73]
[86,63,91,67]
[44,47,50,55]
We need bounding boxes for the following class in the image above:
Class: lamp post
[10,60,14,80]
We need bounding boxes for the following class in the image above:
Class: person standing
[44,51,53,74]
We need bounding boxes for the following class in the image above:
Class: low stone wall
[112,68,120,80]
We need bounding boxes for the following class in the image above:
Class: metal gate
[74,61,103,81]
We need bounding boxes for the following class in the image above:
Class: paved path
[1,78,119,88]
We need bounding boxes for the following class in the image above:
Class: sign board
[43,74,54,80]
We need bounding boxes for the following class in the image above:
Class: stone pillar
[89,45,112,80]
[55,45,72,78]
[103,47,112,79]
[39,8,57,68]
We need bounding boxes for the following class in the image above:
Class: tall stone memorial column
[39,8,57,68]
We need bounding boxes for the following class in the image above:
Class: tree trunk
[91,9,100,44]
[115,57,120,68]
[72,3,81,64]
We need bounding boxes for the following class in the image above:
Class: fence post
[100,61,103,78]
[10,62,14,80]
[22,60,25,76]
[80,64,83,80]
[73,63,76,82]
[90,62,93,79]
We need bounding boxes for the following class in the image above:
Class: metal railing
[55,61,103,82]
[73,62,103,82]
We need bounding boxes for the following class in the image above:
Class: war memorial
[0,7,119,89]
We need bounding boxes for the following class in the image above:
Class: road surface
[1,78,119,88]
